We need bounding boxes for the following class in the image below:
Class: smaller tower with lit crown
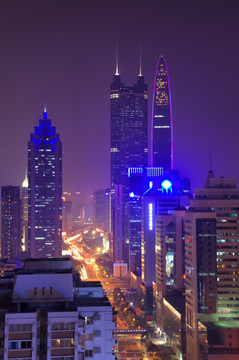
[152,56,173,170]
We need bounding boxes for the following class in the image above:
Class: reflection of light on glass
[166,252,174,285]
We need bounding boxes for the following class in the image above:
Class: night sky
[0,1,238,200]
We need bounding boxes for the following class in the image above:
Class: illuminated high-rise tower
[21,173,28,253]
[151,56,173,170]
[28,106,62,258]
[1,186,21,259]
[110,53,148,264]
[185,174,239,359]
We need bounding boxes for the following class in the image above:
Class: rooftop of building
[0,257,111,312]
[205,171,237,189]
[23,257,72,270]
[204,320,239,329]
[77,280,102,288]
[74,294,111,307]
[17,268,73,275]
[199,321,239,354]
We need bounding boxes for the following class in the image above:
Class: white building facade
[1,258,116,360]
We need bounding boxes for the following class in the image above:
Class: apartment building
[0,258,116,360]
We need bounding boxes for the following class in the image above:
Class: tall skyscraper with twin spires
[110,55,148,264]
[151,55,173,170]
[28,106,62,258]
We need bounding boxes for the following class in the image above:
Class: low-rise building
[0,257,116,360]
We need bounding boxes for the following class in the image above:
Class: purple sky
[0,0,238,200]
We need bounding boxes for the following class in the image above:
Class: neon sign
[161,179,172,192]
[149,203,153,230]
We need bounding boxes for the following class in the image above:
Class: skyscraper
[1,186,21,259]
[128,166,164,274]
[62,199,72,233]
[128,167,190,275]
[151,56,173,170]
[21,173,28,253]
[28,107,62,258]
[185,173,239,359]
[155,208,187,359]
[110,57,148,264]
[93,188,111,233]
[141,175,189,313]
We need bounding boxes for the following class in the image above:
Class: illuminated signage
[149,203,153,230]
[161,179,172,192]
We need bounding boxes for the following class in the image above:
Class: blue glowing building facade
[140,173,189,313]
[128,167,190,275]
[28,107,62,258]
[110,64,148,263]
[128,167,163,273]
[151,56,173,170]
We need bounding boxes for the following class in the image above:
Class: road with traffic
[63,231,169,360]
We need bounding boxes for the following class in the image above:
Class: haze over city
[0,0,238,200]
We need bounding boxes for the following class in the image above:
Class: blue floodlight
[161,179,172,191]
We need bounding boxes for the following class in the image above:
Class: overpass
[114,328,154,335]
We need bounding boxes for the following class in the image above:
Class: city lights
[0,3,236,359]
[161,179,172,191]
[148,203,153,230]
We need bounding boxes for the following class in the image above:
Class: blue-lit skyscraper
[151,56,173,170]
[110,60,148,264]
[128,167,163,273]
[128,167,190,275]
[28,107,62,258]
[141,175,189,313]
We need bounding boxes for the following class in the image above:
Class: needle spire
[43,96,47,120]
[44,97,47,113]
[139,43,142,76]
[115,43,119,75]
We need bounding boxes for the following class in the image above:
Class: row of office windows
[8,341,31,350]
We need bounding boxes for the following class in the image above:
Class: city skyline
[0,1,238,200]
